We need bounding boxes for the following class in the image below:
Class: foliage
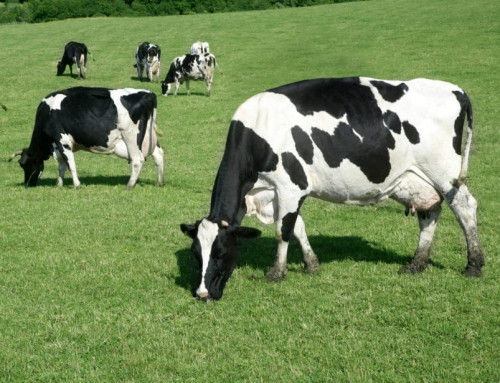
[0,0,499,381]
[0,0,359,23]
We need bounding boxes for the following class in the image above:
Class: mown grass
[0,0,499,381]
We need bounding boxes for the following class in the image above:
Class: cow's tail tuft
[457,93,473,187]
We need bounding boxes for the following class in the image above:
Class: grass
[0,0,499,381]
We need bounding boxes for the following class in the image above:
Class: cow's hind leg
[294,214,319,273]
[399,205,442,274]
[444,185,484,276]
[121,132,145,188]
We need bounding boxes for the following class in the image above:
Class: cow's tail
[215,56,222,74]
[457,93,473,186]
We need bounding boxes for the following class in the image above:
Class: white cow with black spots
[181,77,484,301]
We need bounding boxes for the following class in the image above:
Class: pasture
[0,0,499,381]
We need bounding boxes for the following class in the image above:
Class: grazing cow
[135,42,161,82]
[161,53,216,96]
[57,41,88,79]
[11,87,164,188]
[181,77,484,300]
[190,41,210,55]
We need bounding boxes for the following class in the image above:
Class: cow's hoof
[266,267,287,282]
[398,262,428,274]
[304,259,320,274]
[464,265,482,277]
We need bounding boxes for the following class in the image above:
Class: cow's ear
[235,227,261,239]
[180,223,198,239]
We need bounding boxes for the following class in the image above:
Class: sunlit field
[0,0,498,381]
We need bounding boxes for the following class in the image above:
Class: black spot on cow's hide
[402,121,420,144]
[269,78,396,184]
[291,125,314,164]
[281,152,308,190]
[370,80,409,102]
[268,77,364,118]
[383,110,401,134]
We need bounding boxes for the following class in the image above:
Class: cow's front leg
[174,79,180,96]
[54,141,81,188]
[186,80,191,96]
[205,77,212,96]
[53,149,67,187]
[399,205,442,274]
[267,197,305,281]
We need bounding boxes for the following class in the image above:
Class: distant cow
[11,87,164,188]
[190,41,210,55]
[161,53,216,96]
[135,42,161,82]
[181,77,484,300]
[57,41,88,79]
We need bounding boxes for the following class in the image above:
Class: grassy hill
[0,0,498,381]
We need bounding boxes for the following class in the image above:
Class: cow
[135,42,161,82]
[57,41,88,79]
[161,53,216,96]
[180,77,484,301]
[10,87,164,189]
[190,41,210,55]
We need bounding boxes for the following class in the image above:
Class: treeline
[0,0,357,24]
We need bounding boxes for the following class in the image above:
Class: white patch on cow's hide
[43,94,67,110]
[196,219,219,297]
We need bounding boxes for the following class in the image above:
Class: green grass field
[0,0,499,381]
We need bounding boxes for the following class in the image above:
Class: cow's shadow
[56,73,84,79]
[130,76,157,83]
[174,234,433,294]
[19,175,157,188]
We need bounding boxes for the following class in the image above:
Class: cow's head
[180,219,261,300]
[56,61,65,76]
[161,81,171,96]
[13,149,44,187]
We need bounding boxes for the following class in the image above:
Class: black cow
[11,87,164,188]
[181,77,484,300]
[161,53,216,96]
[135,42,161,82]
[57,41,88,79]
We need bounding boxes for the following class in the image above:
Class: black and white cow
[161,53,216,96]
[181,77,484,300]
[57,41,88,79]
[135,42,161,82]
[11,87,164,188]
[190,41,210,55]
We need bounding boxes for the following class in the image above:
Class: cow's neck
[28,124,53,161]
[208,120,279,227]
